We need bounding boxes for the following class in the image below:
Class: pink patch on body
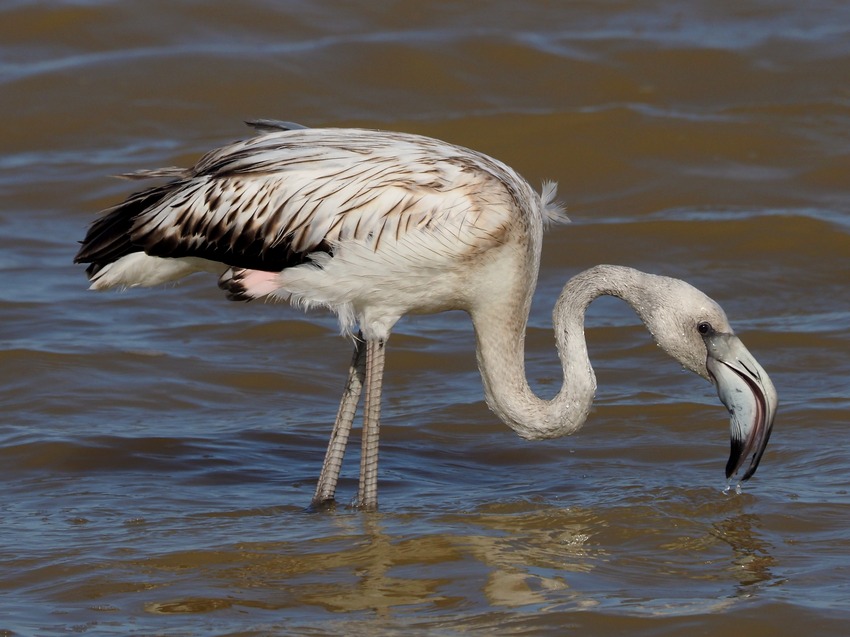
[237,269,282,299]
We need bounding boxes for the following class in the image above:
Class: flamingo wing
[76,129,526,282]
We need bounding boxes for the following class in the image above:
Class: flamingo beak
[703,333,778,481]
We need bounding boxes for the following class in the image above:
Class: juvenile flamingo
[75,121,777,509]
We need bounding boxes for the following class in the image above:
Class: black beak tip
[726,437,746,480]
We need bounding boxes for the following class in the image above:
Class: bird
[75,120,778,510]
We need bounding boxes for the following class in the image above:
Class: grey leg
[357,338,385,510]
[312,334,366,507]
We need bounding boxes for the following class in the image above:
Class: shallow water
[2,1,850,635]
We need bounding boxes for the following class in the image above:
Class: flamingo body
[81,126,563,342]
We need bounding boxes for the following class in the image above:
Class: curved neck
[470,265,649,440]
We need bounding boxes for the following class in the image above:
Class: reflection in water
[712,513,779,590]
[137,505,600,617]
[612,490,781,616]
[452,502,599,609]
[134,494,781,621]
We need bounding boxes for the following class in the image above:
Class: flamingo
[75,120,777,510]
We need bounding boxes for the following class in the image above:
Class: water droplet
[722,480,744,496]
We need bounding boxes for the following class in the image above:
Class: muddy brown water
[2,1,849,635]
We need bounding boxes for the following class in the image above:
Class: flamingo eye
[697,321,713,336]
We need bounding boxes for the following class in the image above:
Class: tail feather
[540,181,569,227]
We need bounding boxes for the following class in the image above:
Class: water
[2,1,850,634]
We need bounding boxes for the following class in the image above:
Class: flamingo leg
[357,338,385,510]
[311,334,366,507]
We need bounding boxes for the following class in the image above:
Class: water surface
[2,1,849,635]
